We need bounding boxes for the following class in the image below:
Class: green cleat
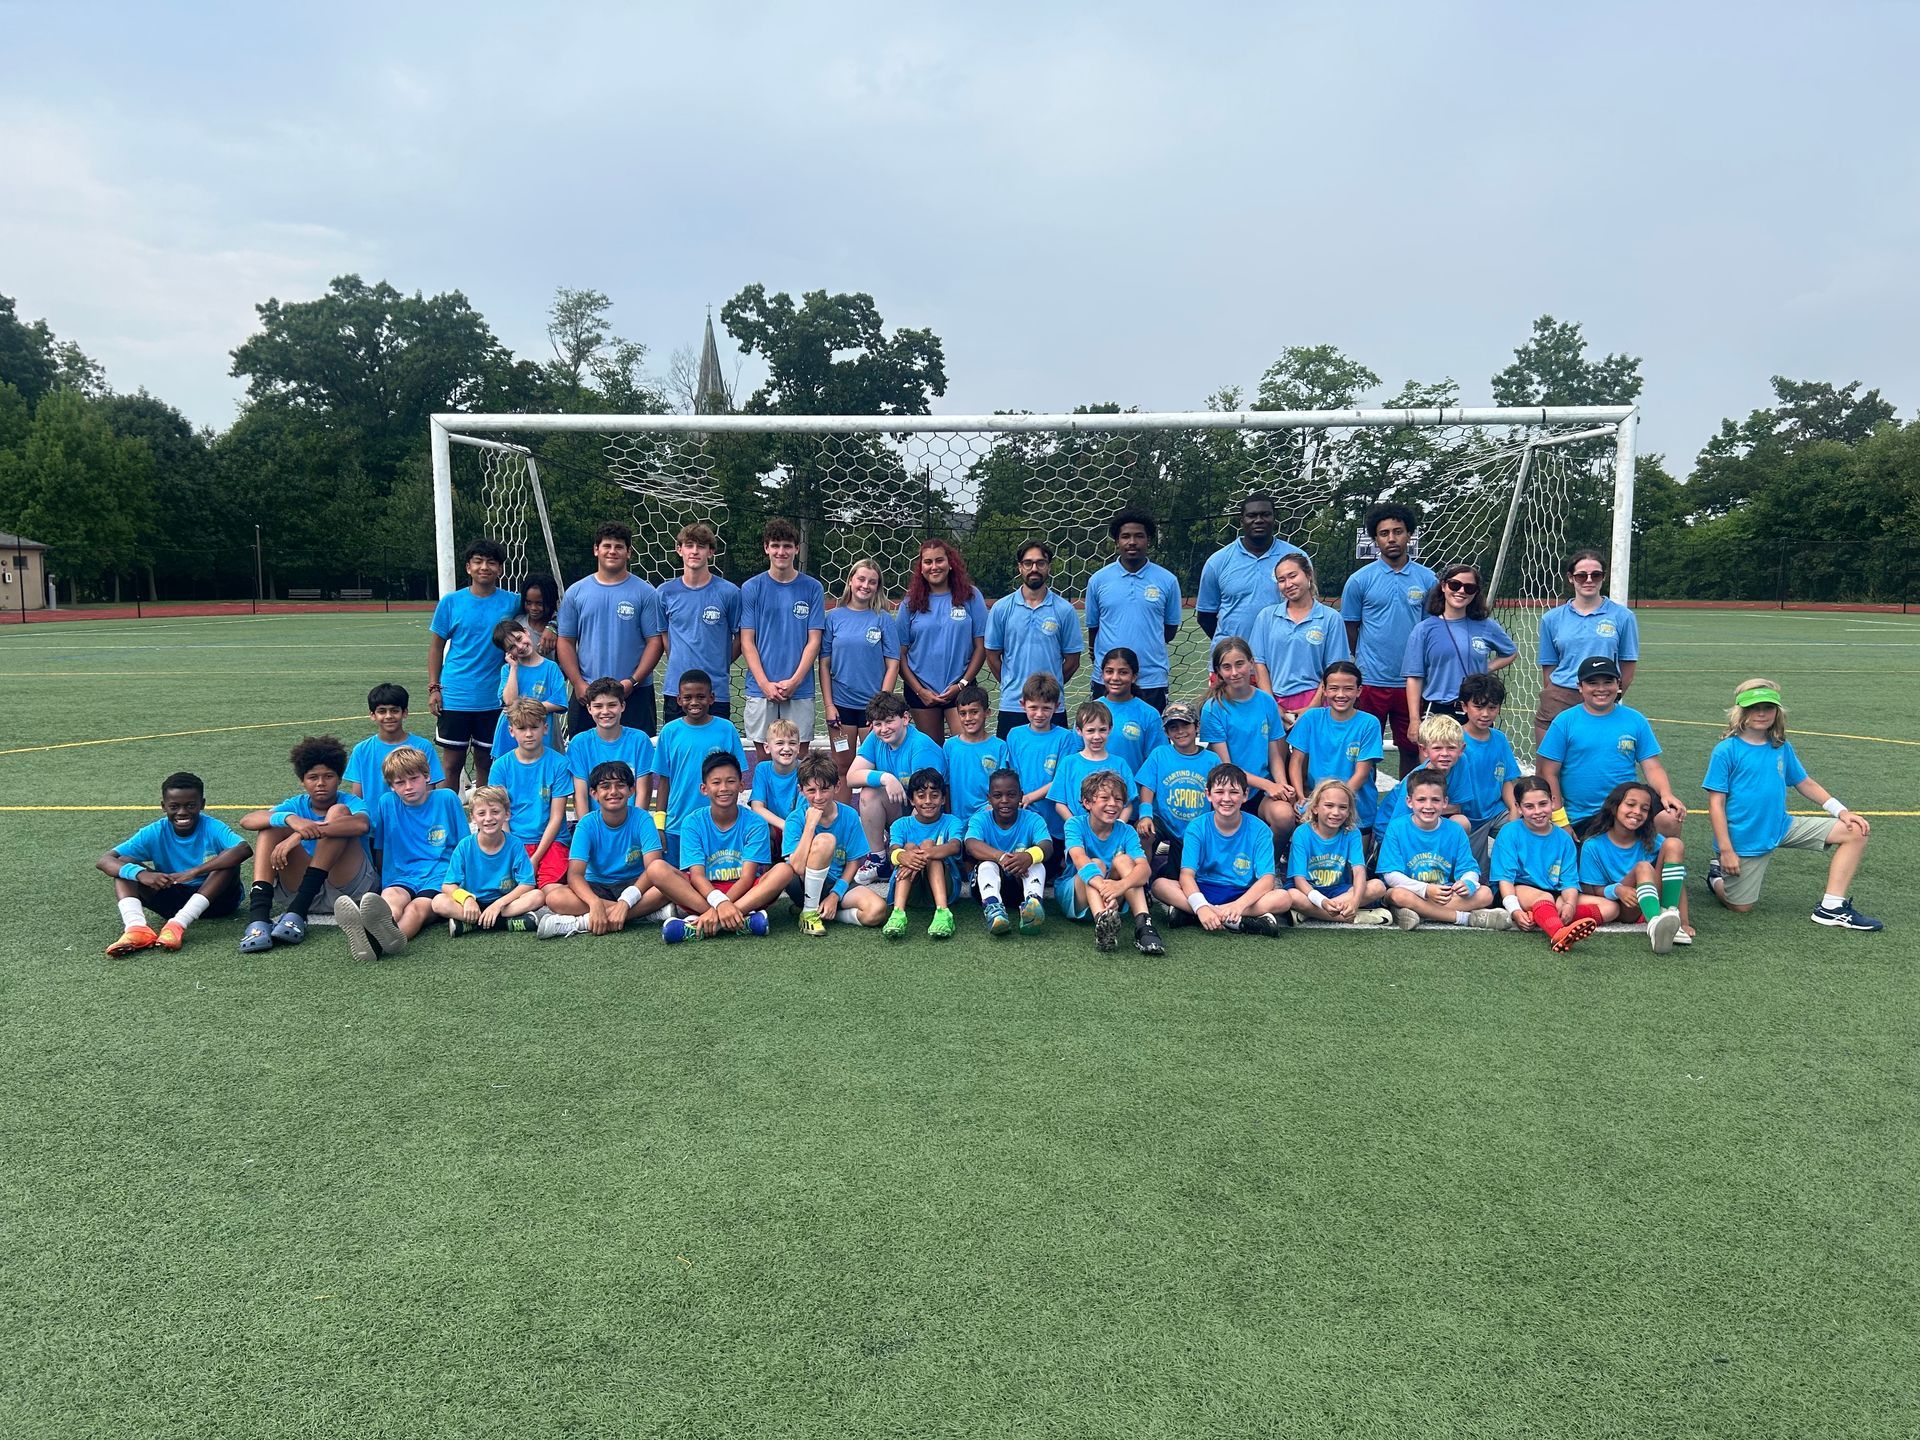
[882,907,911,941]
[928,907,955,940]
[1018,897,1046,932]
[798,909,826,937]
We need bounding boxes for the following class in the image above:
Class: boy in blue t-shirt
[1378,773,1505,929]
[964,768,1053,936]
[1374,713,1471,835]
[489,616,569,757]
[338,745,469,962]
[538,761,668,938]
[941,684,1008,823]
[1284,663,1385,838]
[99,770,249,956]
[729,753,886,935]
[851,691,946,849]
[493,698,573,891]
[1150,761,1292,936]
[1058,770,1165,955]
[238,735,375,952]
[343,682,443,806]
[1536,655,1684,838]
[651,669,748,867]
[739,518,826,758]
[1005,673,1076,845]
[1453,672,1520,864]
[1051,700,1139,836]
[655,752,774,943]
[881,768,963,941]
[1134,700,1210,881]
[568,677,657,816]
[435,783,542,936]
[429,537,521,786]
[746,718,803,857]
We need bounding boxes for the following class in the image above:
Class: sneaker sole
[1094,909,1121,952]
[1648,910,1680,955]
[359,895,408,956]
[334,897,380,963]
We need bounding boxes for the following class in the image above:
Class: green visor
[1736,686,1783,708]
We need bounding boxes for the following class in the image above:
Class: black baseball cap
[1577,656,1621,683]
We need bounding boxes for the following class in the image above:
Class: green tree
[0,391,152,599]
[545,287,665,413]
[1491,316,1643,409]
[1690,377,1899,519]
[1255,345,1380,412]
[0,295,59,411]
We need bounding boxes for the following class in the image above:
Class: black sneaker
[1134,920,1166,956]
[1242,913,1283,938]
[1812,898,1884,931]
[1094,907,1121,953]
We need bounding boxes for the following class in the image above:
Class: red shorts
[1277,689,1318,714]
[526,840,571,888]
[1357,684,1415,758]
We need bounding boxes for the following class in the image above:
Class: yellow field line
[1648,716,1920,747]
[0,715,366,757]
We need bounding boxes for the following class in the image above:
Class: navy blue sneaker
[1812,898,1883,931]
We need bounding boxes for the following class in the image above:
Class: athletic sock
[117,896,147,928]
[248,881,275,924]
[803,867,830,910]
[1531,900,1564,936]
[1024,870,1046,901]
[1574,902,1604,923]
[1636,883,1661,922]
[975,862,1004,904]
[1661,863,1685,909]
[1822,892,1845,910]
[288,868,328,919]
[1453,911,1471,925]
[173,892,211,929]
[836,905,864,925]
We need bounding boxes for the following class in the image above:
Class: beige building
[0,533,49,613]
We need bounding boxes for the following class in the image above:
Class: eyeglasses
[1444,580,1479,594]
[1571,569,1604,581]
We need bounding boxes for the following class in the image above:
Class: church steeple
[695,307,731,415]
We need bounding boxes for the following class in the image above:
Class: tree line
[0,283,1913,604]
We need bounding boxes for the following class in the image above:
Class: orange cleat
[1551,915,1600,953]
[106,924,158,958]
[155,921,187,952]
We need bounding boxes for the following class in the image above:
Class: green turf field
[2,608,1915,1438]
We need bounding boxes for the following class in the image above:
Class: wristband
[1187,890,1209,911]
[651,810,668,831]
[447,886,474,905]
[428,682,442,690]
[619,886,643,907]
[1307,889,1329,907]
[832,876,851,897]
[1026,846,1045,864]
[1823,797,1846,817]
[1502,895,1522,915]
[1551,807,1570,829]
[705,889,728,908]
[890,847,904,865]
[119,862,146,881]
[1078,862,1103,884]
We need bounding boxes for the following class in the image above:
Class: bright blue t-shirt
[1538,599,1640,689]
[572,807,662,887]
[889,811,963,887]
[821,604,897,711]
[568,726,657,795]
[658,575,742,705]
[1454,729,1519,825]
[1200,689,1285,780]
[445,833,535,901]
[964,806,1051,854]
[372,788,467,891]
[1181,811,1276,893]
[1100,694,1166,774]
[781,800,871,881]
[430,586,522,710]
[1491,823,1578,893]
[490,656,570,755]
[269,791,372,863]
[1006,722,1075,833]
[557,573,662,688]
[492,747,572,846]
[746,759,799,824]
[344,733,443,807]
[1375,765,1459,832]
[985,591,1083,713]
[741,571,827,700]
[1287,707,1384,832]
[653,716,748,836]
[896,589,988,694]
[1083,560,1183,688]
[1402,616,1517,703]
[1249,601,1350,697]
[1538,702,1662,822]
[1578,829,1657,890]
[1703,735,1809,857]
[1063,815,1144,869]
[1051,752,1137,829]
[115,813,245,886]
[1339,560,1437,686]
[679,808,773,884]
[856,726,945,786]
[1287,824,1366,891]
[942,734,1008,820]
[1198,538,1307,643]
[1377,816,1480,889]
[1136,743,1211,836]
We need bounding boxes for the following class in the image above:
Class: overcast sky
[4,1,1916,466]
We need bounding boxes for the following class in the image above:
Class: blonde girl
[819,558,901,786]
[1286,779,1389,923]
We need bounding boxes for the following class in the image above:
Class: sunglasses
[1444,579,1479,594]
[1571,569,1604,581]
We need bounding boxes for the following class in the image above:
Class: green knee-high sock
[1661,863,1685,909]
[1635,883,1661,922]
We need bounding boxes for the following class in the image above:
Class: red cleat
[106,924,158,958]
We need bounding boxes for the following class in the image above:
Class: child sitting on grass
[338,745,470,962]
[99,771,250,957]
[883,767,963,941]
[1286,779,1390,925]
[436,784,544,936]
[1576,781,1688,954]
[1152,762,1294,936]
[343,683,442,804]
[1378,772,1506,931]
[1059,770,1165,956]
[745,717,803,856]
[964,768,1053,936]
[1491,776,1602,953]
[538,762,667,938]
[238,736,374,952]
[655,752,774,943]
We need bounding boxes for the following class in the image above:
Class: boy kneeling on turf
[437,784,544,936]
[239,735,375,951]
[1378,772,1507,931]
[882,767,963,941]
[337,745,470,961]
[964,767,1053,936]
[100,771,250,956]
[539,761,667,938]
[1152,761,1294,936]
[1059,770,1165,955]
[655,752,774,943]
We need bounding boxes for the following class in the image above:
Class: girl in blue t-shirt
[1200,637,1295,847]
[820,558,901,788]
[1094,647,1168,773]
[1576,781,1688,953]
[1149,761,1294,936]
[1491,776,1602,952]
[1286,779,1389,924]
[1285,661,1383,839]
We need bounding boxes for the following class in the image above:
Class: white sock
[976,862,1003,904]
[804,867,830,909]
[1822,892,1845,909]
[836,905,865,925]
[1454,911,1470,925]
[173,892,212,929]
[1023,870,1045,901]
[117,896,147,928]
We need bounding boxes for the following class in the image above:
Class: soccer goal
[429,407,1636,757]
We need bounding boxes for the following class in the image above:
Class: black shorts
[1419,698,1468,724]
[588,880,634,902]
[831,706,869,730]
[569,685,657,740]
[148,882,242,919]
[437,708,502,751]
[911,693,959,712]
[1090,681,1171,712]
[382,884,435,902]
[663,694,731,724]
[1148,825,1185,882]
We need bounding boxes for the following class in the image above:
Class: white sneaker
[1468,908,1511,931]
[1392,907,1421,931]
[1648,908,1681,955]
[537,912,581,940]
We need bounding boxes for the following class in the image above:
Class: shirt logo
[1596,621,1616,637]
[1232,854,1252,876]
[979,754,996,772]
[1305,627,1324,644]
[701,605,723,625]
[1144,585,1163,602]
[1406,586,1425,604]
[793,601,811,619]
[1616,737,1637,756]
[865,625,884,645]
[1123,722,1141,741]
[1471,637,1490,656]
[617,601,637,620]
[429,826,447,844]
[950,605,968,621]
[1044,756,1058,774]
[624,845,643,865]
[1041,619,1058,635]
[1259,723,1270,739]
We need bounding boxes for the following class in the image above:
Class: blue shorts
[1197,880,1246,907]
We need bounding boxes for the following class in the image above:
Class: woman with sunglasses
[1533,549,1640,744]
[1403,564,1516,724]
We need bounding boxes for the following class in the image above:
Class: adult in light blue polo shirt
[1248,550,1349,708]
[1196,493,1305,645]
[1533,546,1640,743]
[984,539,1083,737]
[1339,502,1436,773]
[557,521,664,737]
[1083,508,1183,707]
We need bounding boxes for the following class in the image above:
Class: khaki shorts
[1719,816,1836,906]
[275,852,377,911]
[1532,682,1582,742]
[743,695,818,744]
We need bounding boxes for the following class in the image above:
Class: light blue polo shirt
[1339,560,1438,686]
[741,571,826,700]
[1084,560,1183,688]
[1402,616,1517,702]
[985,590,1083,713]
[1248,601,1350,697]
[1537,599,1640,689]
[896,588,988,694]
[556,573,661,687]
[658,575,742,705]
[1197,537,1306,643]
[821,604,897,712]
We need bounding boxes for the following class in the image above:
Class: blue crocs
[238,920,274,954]
[269,912,308,946]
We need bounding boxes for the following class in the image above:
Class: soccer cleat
[1468,908,1511,931]
[238,920,275,954]
[1705,860,1726,894]
[1241,913,1283,938]
[798,909,827,938]
[106,924,158,958]
[1648,907,1681,954]
[1159,903,1197,929]
[447,919,470,938]
[1134,920,1167,956]
[983,900,1013,936]
[335,895,381,963]
[1392,907,1421,931]
[358,893,408,957]
[1018,897,1046,933]
[1812,898,1882,931]
[661,916,702,945]
[746,910,770,937]
[928,908,955,940]
[536,912,581,939]
[502,915,540,933]
[882,908,911,941]
[1094,907,1121,953]
[852,852,891,887]
[269,911,308,946]
[1550,915,1599,953]
[155,921,187,952]
[1353,907,1394,926]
